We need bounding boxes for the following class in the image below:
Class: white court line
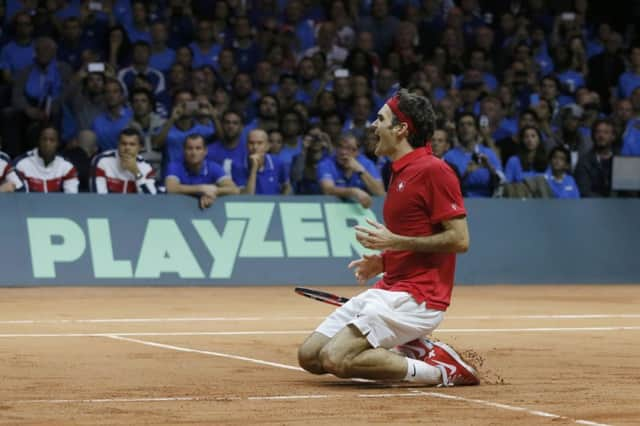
[1,313,640,324]
[2,326,640,338]
[104,335,611,426]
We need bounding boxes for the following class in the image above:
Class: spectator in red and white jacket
[0,150,17,192]
[91,128,157,194]
[10,126,79,193]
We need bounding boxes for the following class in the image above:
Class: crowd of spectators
[0,0,639,207]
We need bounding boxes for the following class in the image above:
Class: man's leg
[298,332,331,375]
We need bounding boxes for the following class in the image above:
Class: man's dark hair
[222,109,245,123]
[119,127,142,142]
[455,111,478,130]
[184,133,207,148]
[390,89,436,148]
[132,40,151,51]
[130,87,154,105]
[548,145,571,163]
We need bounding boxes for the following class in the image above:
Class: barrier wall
[0,194,638,286]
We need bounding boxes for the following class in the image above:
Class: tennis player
[298,89,479,386]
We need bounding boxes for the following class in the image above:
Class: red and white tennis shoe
[394,338,434,359]
[424,341,480,386]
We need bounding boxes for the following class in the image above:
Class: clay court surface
[1,285,639,425]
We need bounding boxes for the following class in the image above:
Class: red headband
[386,95,415,135]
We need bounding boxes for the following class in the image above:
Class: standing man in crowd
[298,89,479,386]
[165,134,239,209]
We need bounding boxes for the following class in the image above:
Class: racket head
[294,287,349,307]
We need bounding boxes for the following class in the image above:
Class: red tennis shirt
[373,145,466,311]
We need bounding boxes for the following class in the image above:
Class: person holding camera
[152,89,215,169]
[290,127,332,195]
[444,112,504,197]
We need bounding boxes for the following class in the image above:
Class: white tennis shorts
[315,289,444,349]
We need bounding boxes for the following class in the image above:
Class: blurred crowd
[1,0,639,206]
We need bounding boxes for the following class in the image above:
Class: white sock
[404,358,442,385]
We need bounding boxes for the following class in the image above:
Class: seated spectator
[318,132,384,208]
[229,72,259,122]
[207,110,248,186]
[228,16,261,74]
[62,66,106,139]
[277,110,305,171]
[290,128,332,195]
[57,17,87,70]
[63,129,98,192]
[91,128,156,194]
[617,45,640,100]
[128,88,165,172]
[431,128,452,159]
[91,78,133,151]
[342,95,373,141]
[189,19,221,69]
[149,21,176,74]
[544,146,580,199]
[243,129,291,195]
[505,127,548,183]
[0,12,35,82]
[117,41,165,95]
[245,94,280,133]
[165,134,239,209]
[556,104,592,170]
[152,89,215,167]
[123,1,152,44]
[11,125,79,193]
[621,91,640,156]
[574,119,616,197]
[444,113,504,197]
[0,150,16,192]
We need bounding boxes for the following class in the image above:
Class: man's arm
[321,179,372,208]
[359,169,385,196]
[355,216,469,253]
[165,176,208,195]
[216,176,240,196]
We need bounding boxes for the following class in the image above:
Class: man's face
[234,74,252,96]
[255,61,272,84]
[550,150,569,173]
[334,77,351,100]
[541,79,558,100]
[372,0,388,18]
[105,82,123,108]
[133,45,150,66]
[457,116,478,143]
[63,20,81,41]
[519,113,537,129]
[35,40,56,66]
[38,128,58,158]
[197,21,214,42]
[431,129,450,158]
[336,137,359,167]
[352,76,369,97]
[299,60,316,81]
[86,73,104,95]
[15,14,33,39]
[377,69,395,93]
[151,22,167,43]
[118,134,141,158]
[322,115,342,140]
[481,99,501,122]
[353,97,371,121]
[259,96,278,119]
[269,131,283,153]
[184,137,207,166]
[132,93,151,117]
[356,32,374,51]
[282,113,301,137]
[247,131,269,155]
[133,2,146,23]
[615,100,633,121]
[280,77,297,96]
[370,104,398,157]
[222,113,242,140]
[593,123,614,149]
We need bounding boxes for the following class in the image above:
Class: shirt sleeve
[424,163,467,223]
[362,157,381,180]
[62,164,79,194]
[165,161,182,181]
[208,161,227,184]
[278,159,290,185]
[505,156,520,183]
[316,159,334,183]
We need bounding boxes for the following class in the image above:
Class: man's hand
[348,253,383,285]
[346,157,366,174]
[170,104,184,122]
[351,187,372,208]
[249,153,264,170]
[199,193,215,209]
[120,155,140,175]
[355,218,400,250]
[198,184,218,199]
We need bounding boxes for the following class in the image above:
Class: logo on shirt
[397,180,406,192]
[451,203,459,210]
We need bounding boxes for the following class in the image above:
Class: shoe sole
[432,341,480,385]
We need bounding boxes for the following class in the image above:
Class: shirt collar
[391,145,432,174]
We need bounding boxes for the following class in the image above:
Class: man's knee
[318,345,355,378]
[298,333,329,375]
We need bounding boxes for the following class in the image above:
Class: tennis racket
[294,287,350,307]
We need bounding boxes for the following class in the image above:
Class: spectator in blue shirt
[228,16,262,74]
[245,94,280,133]
[57,17,86,70]
[117,41,165,95]
[152,89,215,167]
[123,1,152,44]
[207,110,249,186]
[318,132,384,208]
[618,46,640,100]
[230,72,259,123]
[243,129,291,195]
[504,126,548,183]
[342,96,373,141]
[290,127,331,195]
[149,21,176,74]
[189,19,221,69]
[165,133,239,209]
[444,112,504,197]
[0,12,35,82]
[284,0,316,54]
[544,146,580,199]
[91,78,133,151]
